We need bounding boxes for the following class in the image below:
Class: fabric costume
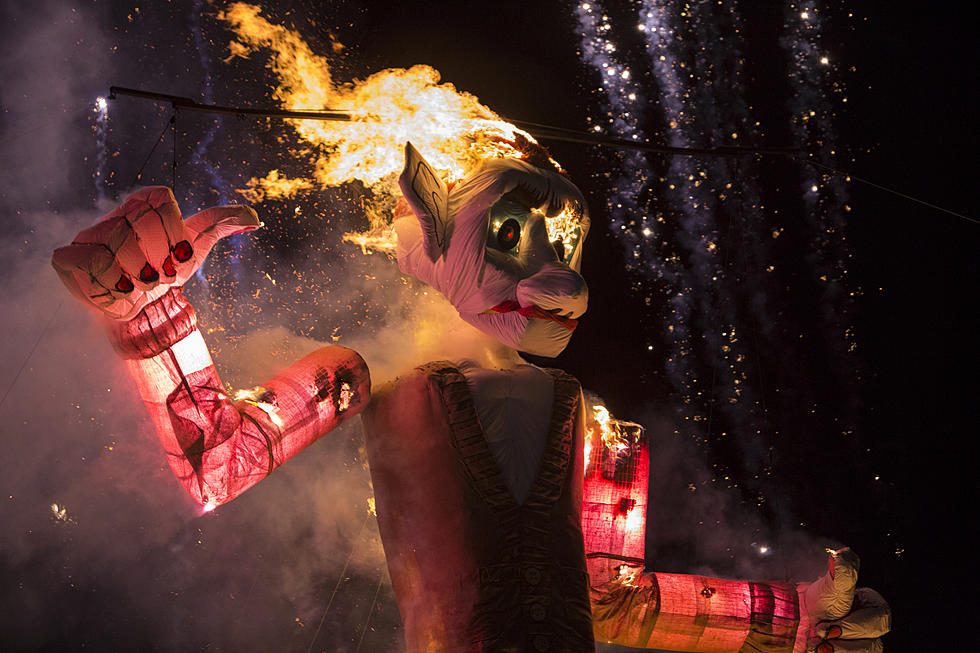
[102,289,884,653]
[53,149,890,652]
[363,361,594,652]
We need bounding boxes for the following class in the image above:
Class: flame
[221,3,540,189]
[624,505,644,533]
[592,404,628,450]
[232,387,284,427]
[617,564,640,587]
[50,503,68,521]
[219,3,569,244]
[535,206,583,258]
[239,170,315,204]
[256,402,284,427]
[584,401,644,476]
[343,221,398,255]
[583,432,593,474]
[367,496,377,517]
[338,382,354,412]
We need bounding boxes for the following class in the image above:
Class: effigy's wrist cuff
[105,287,198,359]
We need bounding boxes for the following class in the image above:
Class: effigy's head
[394,142,589,358]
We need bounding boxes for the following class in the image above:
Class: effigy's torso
[362,361,595,653]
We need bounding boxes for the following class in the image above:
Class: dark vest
[362,362,595,652]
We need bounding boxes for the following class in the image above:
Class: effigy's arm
[53,187,370,509]
[592,567,802,652]
[582,408,889,652]
[589,549,890,652]
[108,288,369,509]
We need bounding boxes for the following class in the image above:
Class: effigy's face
[394,144,590,358]
[485,186,584,275]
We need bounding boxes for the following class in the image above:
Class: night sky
[0,2,975,652]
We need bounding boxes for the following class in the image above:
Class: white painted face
[395,143,589,357]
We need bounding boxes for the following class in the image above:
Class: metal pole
[109,86,352,122]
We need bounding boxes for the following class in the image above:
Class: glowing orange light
[221,3,554,199]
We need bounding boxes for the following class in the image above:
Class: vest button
[524,567,542,585]
[530,603,547,622]
[532,634,550,651]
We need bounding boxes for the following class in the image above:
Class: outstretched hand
[799,548,891,652]
[52,187,260,320]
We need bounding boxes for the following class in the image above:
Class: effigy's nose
[516,263,589,319]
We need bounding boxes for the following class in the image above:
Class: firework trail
[575,1,766,471]
[188,0,234,204]
[188,0,246,285]
[572,2,655,270]
[780,3,860,414]
[576,1,857,523]
[638,0,778,501]
[93,96,110,202]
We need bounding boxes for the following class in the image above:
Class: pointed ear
[398,142,450,262]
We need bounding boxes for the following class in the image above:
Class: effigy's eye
[496,218,521,251]
[487,190,532,256]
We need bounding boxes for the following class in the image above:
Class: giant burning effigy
[51,3,890,651]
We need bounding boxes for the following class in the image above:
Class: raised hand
[52,186,260,320]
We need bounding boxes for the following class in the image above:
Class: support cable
[306,512,370,653]
[353,572,386,653]
[172,108,178,196]
[0,301,63,414]
[800,156,976,226]
[131,113,175,188]
[108,85,975,225]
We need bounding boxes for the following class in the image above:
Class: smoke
[639,407,839,583]
[0,1,873,650]
[0,4,568,650]
[0,148,402,653]
[0,3,405,651]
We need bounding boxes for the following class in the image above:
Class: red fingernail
[162,255,176,277]
[173,240,193,262]
[115,275,134,293]
[816,642,834,653]
[139,263,159,283]
[827,625,842,639]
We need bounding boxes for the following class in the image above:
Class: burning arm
[52,187,370,509]
[584,408,890,652]
[589,548,890,652]
[106,289,369,509]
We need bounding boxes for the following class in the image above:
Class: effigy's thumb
[804,548,860,622]
[185,205,261,245]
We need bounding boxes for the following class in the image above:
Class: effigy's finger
[817,588,891,641]
[180,205,261,280]
[184,205,261,243]
[814,636,883,653]
[52,242,142,317]
[96,217,165,291]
